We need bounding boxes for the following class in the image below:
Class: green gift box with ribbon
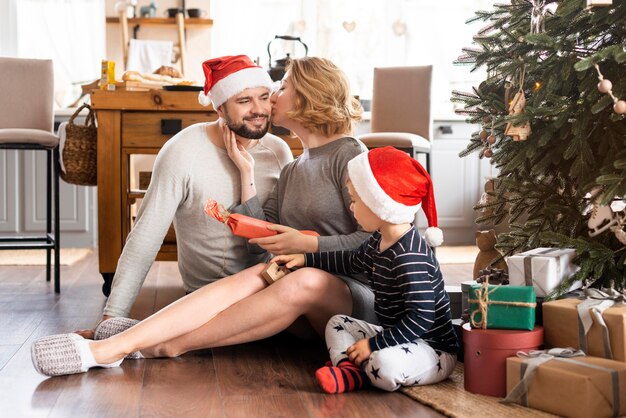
[469,284,536,330]
[505,349,626,418]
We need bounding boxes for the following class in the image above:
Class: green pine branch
[453,0,626,295]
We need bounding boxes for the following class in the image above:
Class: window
[1,0,105,108]
[212,0,495,118]
[2,0,495,115]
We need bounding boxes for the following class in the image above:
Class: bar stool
[0,57,61,292]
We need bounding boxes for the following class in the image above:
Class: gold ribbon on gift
[502,348,621,418]
[577,288,626,360]
[468,281,537,329]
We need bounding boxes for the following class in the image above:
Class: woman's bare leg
[90,263,268,363]
[143,268,353,357]
[91,268,352,362]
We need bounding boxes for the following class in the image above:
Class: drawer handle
[161,119,182,135]
[438,125,453,134]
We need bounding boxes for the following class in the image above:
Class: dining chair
[357,65,433,173]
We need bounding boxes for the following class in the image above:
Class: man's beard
[223,112,270,140]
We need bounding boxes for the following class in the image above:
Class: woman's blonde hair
[285,57,362,137]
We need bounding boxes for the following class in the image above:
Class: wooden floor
[0,250,472,418]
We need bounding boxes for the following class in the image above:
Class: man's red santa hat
[198,55,274,108]
[347,146,443,247]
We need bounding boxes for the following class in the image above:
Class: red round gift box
[462,323,543,397]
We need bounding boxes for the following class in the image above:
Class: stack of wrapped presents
[461,247,626,418]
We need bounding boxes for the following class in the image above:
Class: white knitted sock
[74,336,123,371]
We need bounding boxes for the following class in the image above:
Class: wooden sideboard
[90,90,300,294]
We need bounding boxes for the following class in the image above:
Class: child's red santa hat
[198,55,274,108]
[347,146,443,247]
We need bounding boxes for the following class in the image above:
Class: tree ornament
[587,198,620,237]
[593,64,625,115]
[504,68,531,141]
[586,0,613,8]
[598,79,612,93]
[505,91,532,141]
[482,117,496,157]
[530,0,551,34]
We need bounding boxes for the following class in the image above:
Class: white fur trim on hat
[198,91,211,107]
[205,67,273,109]
[424,226,444,247]
[347,152,421,224]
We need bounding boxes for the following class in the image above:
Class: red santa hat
[198,55,274,108]
[347,146,443,247]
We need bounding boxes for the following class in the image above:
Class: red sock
[315,360,368,394]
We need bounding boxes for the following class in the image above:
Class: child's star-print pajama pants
[325,314,457,391]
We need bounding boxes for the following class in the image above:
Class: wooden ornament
[261,262,289,285]
[588,203,618,237]
[504,90,531,141]
[586,0,612,7]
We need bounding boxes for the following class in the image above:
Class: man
[92,55,293,329]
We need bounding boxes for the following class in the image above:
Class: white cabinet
[429,119,493,245]
[0,111,98,248]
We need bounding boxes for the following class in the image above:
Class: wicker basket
[61,103,97,186]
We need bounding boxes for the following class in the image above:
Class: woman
[32,57,376,376]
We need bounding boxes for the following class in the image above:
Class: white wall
[105,0,212,83]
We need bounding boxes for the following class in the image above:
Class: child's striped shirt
[305,227,458,354]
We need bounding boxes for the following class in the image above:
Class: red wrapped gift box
[204,199,319,239]
[463,323,543,397]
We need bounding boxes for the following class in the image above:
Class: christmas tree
[453,0,626,296]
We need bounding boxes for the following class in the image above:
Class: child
[272,146,458,393]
